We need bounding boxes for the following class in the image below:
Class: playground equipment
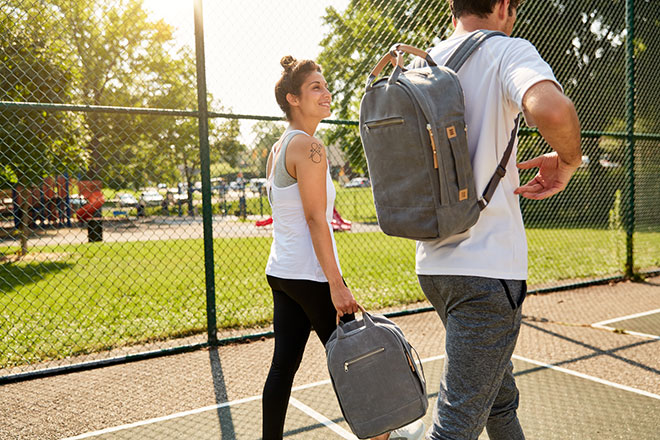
[12,175,73,229]
[332,207,352,231]
[255,207,352,232]
[75,180,105,242]
[75,181,104,222]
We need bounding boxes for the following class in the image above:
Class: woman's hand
[330,282,359,317]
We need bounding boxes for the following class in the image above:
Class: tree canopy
[317,0,659,171]
[1,0,246,192]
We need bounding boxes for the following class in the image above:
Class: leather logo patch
[459,189,468,201]
[446,126,457,139]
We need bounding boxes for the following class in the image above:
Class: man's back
[416,32,561,281]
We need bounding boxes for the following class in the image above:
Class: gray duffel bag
[325,309,427,438]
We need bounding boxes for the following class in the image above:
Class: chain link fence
[1,0,658,385]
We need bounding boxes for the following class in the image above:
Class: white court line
[67,351,660,439]
[60,395,263,440]
[60,354,445,440]
[591,308,660,340]
[592,327,660,340]
[512,354,660,401]
[289,398,357,439]
[592,308,660,327]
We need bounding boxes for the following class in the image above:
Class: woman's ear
[286,93,299,108]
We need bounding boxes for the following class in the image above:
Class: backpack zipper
[365,117,404,130]
[344,347,385,372]
[426,124,439,169]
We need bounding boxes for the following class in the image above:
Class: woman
[262,56,424,440]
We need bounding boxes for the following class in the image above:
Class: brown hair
[449,0,523,19]
[275,56,322,121]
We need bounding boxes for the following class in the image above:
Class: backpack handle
[366,43,436,87]
[335,305,374,339]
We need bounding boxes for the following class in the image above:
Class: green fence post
[624,0,636,279]
[194,0,218,345]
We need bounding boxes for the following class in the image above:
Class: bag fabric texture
[325,311,427,438]
[359,30,519,241]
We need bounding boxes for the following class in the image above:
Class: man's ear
[286,93,299,108]
[497,0,510,19]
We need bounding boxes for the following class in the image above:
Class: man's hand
[517,80,582,200]
[515,152,580,200]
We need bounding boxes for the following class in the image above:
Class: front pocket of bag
[437,119,473,204]
[343,347,385,372]
[364,117,405,130]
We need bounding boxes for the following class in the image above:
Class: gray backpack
[325,311,427,438]
[359,31,519,241]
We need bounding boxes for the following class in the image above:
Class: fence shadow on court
[209,348,237,438]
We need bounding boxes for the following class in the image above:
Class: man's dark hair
[449,0,523,19]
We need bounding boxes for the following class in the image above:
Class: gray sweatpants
[417,275,526,440]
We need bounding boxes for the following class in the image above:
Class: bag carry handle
[366,43,437,88]
[335,304,374,339]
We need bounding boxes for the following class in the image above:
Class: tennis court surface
[2,276,659,440]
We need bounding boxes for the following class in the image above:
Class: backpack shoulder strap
[478,115,520,210]
[445,30,506,72]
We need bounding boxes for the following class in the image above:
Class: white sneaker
[389,419,426,440]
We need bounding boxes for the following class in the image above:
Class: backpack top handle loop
[390,43,437,67]
[366,43,437,88]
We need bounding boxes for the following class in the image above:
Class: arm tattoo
[309,143,323,163]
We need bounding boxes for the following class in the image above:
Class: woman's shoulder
[287,133,326,159]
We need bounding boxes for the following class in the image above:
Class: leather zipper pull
[426,124,439,169]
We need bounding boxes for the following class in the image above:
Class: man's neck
[453,17,498,36]
[452,12,511,37]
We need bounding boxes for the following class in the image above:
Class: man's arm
[514,80,582,200]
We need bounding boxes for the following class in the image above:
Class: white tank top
[265,130,341,282]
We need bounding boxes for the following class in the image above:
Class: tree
[32,0,246,191]
[318,0,452,172]
[318,0,660,172]
[0,4,86,254]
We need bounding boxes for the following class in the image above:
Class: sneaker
[389,419,426,440]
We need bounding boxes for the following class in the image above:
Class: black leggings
[262,275,353,439]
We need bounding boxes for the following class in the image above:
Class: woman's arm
[287,135,358,317]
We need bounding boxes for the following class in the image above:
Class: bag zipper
[426,124,439,169]
[344,347,385,372]
[365,117,404,130]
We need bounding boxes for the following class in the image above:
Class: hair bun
[280,55,296,72]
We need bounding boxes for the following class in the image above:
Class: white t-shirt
[265,131,341,282]
[415,31,561,280]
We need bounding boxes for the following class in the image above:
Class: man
[416,1,581,439]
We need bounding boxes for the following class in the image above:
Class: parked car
[344,177,370,188]
[117,193,138,207]
[249,178,267,192]
[69,194,87,207]
[140,189,164,206]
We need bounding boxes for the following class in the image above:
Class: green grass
[1,229,659,367]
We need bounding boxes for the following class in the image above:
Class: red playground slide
[256,207,352,232]
[255,217,273,227]
[76,180,105,222]
[255,208,352,231]
[332,207,352,231]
